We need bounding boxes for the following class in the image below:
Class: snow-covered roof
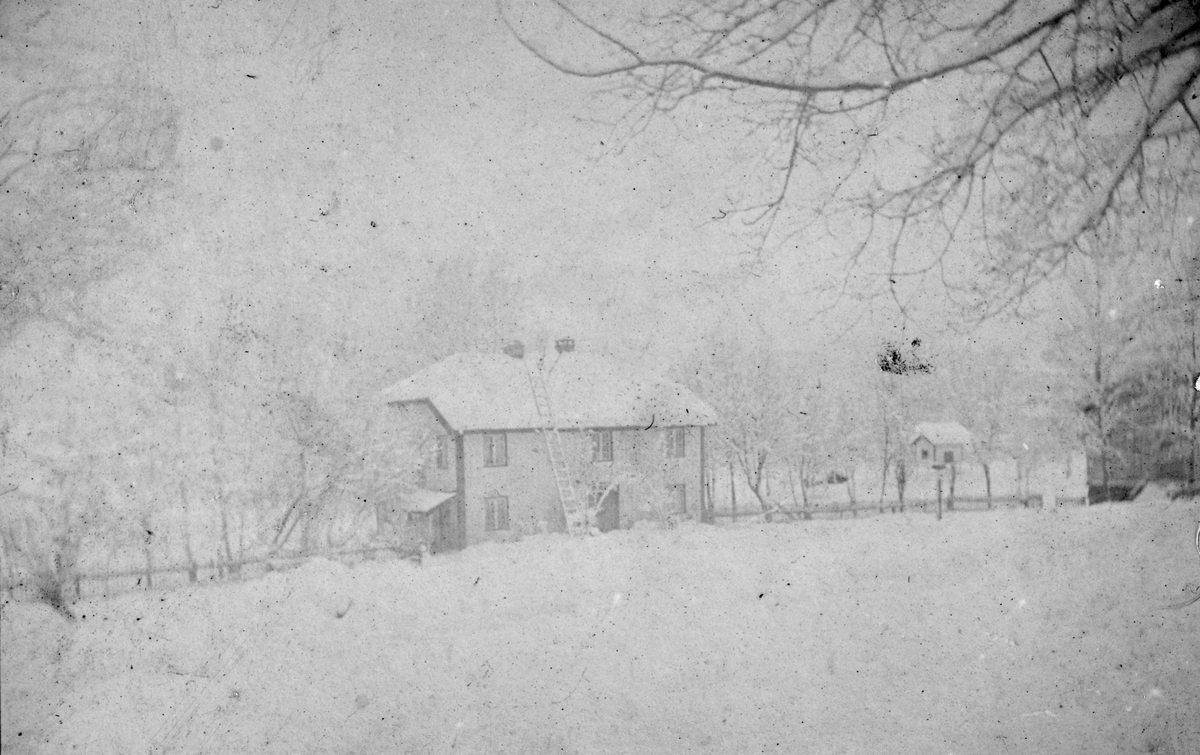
[379,352,718,432]
[910,421,973,446]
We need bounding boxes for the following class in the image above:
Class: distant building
[910,421,973,467]
[378,342,717,550]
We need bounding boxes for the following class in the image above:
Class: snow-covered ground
[3,495,1198,755]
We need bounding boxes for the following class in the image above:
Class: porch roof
[402,488,455,514]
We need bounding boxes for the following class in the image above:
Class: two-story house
[378,341,718,550]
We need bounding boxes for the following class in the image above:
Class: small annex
[910,421,974,468]
[379,340,718,551]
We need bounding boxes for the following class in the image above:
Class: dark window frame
[588,483,609,509]
[667,484,686,515]
[435,435,449,469]
[943,450,955,464]
[483,433,507,467]
[665,427,686,458]
[485,494,510,531]
[592,430,614,462]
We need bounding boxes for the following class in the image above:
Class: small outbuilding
[910,421,973,468]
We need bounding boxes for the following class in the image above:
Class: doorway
[594,486,620,532]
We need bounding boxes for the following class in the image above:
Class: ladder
[527,364,589,536]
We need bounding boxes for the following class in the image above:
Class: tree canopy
[504,0,1200,307]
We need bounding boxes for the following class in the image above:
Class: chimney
[555,337,575,354]
[502,341,525,359]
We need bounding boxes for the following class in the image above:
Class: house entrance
[593,486,619,532]
[430,496,465,552]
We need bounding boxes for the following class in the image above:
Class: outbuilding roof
[402,488,456,514]
[910,421,974,446]
[379,351,718,432]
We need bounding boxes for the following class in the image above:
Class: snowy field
[3,496,1198,755]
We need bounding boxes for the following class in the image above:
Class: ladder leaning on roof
[526,364,589,536]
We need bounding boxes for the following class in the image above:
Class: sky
[3,0,1175,396]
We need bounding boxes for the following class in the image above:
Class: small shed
[910,422,973,467]
[398,489,457,553]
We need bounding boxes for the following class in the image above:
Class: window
[665,427,686,458]
[920,448,930,460]
[483,433,507,467]
[485,495,509,531]
[667,484,686,515]
[943,450,955,464]
[435,435,449,469]
[588,483,611,509]
[592,430,613,462]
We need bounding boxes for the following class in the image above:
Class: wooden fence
[713,493,1090,522]
[1,542,423,606]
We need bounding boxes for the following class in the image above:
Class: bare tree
[407,247,529,360]
[504,0,1199,303]
[941,349,1026,508]
[1108,214,1200,485]
[1,84,179,344]
[1047,234,1164,499]
[681,333,792,513]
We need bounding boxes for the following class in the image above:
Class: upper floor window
[665,427,686,458]
[943,450,955,464]
[920,448,930,460]
[484,433,507,467]
[485,495,509,531]
[435,435,449,469]
[592,430,613,462]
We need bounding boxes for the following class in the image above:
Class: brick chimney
[555,337,575,354]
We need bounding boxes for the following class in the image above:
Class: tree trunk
[879,425,890,509]
[141,514,154,590]
[729,461,736,521]
[219,500,237,578]
[1191,371,1199,486]
[743,451,770,514]
[1094,349,1111,503]
[178,480,198,583]
[982,463,992,509]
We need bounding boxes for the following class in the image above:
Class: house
[910,421,973,468]
[378,340,718,551]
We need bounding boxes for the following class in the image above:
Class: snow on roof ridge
[379,350,718,431]
[910,421,973,445]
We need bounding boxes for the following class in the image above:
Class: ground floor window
[667,484,686,515]
[588,483,612,509]
[485,495,509,531]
